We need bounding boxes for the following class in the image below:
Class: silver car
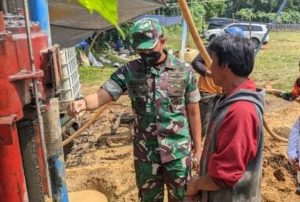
[204,22,269,48]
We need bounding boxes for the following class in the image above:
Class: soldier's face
[136,37,165,54]
[137,38,166,66]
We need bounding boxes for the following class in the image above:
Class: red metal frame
[0,119,28,201]
[0,12,50,201]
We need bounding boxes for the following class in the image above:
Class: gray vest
[200,89,265,202]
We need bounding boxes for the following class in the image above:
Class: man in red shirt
[271,61,300,101]
[280,75,300,101]
[187,34,265,202]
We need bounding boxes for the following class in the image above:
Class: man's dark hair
[207,34,255,77]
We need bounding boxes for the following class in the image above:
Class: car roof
[209,17,233,21]
[225,22,267,27]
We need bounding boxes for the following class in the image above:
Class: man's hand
[187,175,201,196]
[289,158,300,171]
[185,195,199,202]
[67,99,87,120]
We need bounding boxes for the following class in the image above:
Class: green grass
[164,25,203,51]
[253,31,300,91]
[79,30,300,92]
[79,66,115,85]
[79,52,129,85]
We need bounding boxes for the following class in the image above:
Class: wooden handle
[177,0,212,67]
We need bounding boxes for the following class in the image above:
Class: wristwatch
[75,97,88,108]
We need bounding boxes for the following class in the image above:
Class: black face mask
[139,52,161,67]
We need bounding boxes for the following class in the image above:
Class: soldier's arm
[85,89,114,110]
[185,65,202,160]
[187,102,202,154]
[67,89,113,118]
[68,65,127,118]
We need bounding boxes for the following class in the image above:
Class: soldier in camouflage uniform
[67,18,202,202]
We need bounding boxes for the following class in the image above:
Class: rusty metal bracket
[9,69,44,81]
[41,44,62,96]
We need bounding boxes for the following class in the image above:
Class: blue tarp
[135,14,182,26]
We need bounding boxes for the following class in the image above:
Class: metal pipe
[28,0,52,45]
[23,0,52,198]
[255,0,288,56]
[43,98,69,202]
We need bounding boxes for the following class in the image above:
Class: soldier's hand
[67,99,87,120]
[192,150,202,172]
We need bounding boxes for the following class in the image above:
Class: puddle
[66,171,119,202]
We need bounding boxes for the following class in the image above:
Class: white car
[204,22,269,48]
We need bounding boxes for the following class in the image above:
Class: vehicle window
[251,25,263,31]
[228,24,248,31]
[208,23,221,29]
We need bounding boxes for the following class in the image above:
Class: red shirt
[291,77,300,99]
[208,79,259,187]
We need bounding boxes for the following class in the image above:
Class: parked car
[203,22,269,48]
[207,17,238,29]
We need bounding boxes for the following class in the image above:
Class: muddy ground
[63,84,300,202]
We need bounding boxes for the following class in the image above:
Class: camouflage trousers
[134,157,191,202]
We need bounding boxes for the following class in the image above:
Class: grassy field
[79,30,300,91]
[252,31,300,90]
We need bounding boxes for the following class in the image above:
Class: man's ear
[220,63,228,69]
[160,37,166,47]
[222,64,231,74]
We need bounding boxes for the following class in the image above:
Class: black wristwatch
[75,97,87,107]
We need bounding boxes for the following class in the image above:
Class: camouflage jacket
[102,52,200,163]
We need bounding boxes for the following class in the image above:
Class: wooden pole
[177,0,212,67]
[62,104,109,146]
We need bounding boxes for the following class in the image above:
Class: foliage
[202,1,227,20]
[236,8,255,21]
[190,2,206,26]
[223,0,300,23]
[159,0,300,24]
[76,0,124,38]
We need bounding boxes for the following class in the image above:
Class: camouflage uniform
[101,18,200,202]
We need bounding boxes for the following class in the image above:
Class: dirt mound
[262,95,300,202]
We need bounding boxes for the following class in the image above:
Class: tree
[203,1,227,20]
[236,8,255,21]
